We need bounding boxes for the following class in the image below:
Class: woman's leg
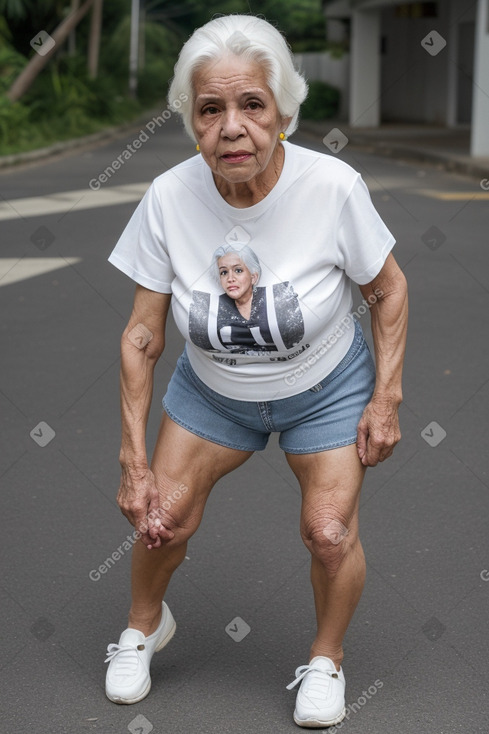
[128,412,253,636]
[286,444,367,669]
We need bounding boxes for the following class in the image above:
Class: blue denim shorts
[162,320,375,454]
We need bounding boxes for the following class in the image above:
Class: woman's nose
[221,109,244,139]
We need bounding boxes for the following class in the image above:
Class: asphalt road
[1,113,488,734]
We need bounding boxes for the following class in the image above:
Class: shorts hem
[163,403,266,453]
[280,435,358,455]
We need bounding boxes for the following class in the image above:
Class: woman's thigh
[286,444,366,544]
[150,412,253,540]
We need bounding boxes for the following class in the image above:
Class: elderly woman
[104,13,408,728]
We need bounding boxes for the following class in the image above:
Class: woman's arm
[117,284,173,547]
[357,253,408,467]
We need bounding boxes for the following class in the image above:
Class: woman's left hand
[356,395,401,467]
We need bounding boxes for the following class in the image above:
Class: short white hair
[212,244,261,286]
[168,14,308,141]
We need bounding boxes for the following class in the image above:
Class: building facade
[323,0,489,156]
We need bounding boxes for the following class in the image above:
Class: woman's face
[218,254,257,300]
[192,55,286,186]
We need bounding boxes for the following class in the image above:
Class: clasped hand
[356,396,401,467]
[117,466,175,549]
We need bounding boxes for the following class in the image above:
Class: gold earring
[196,144,200,152]
[279,132,286,141]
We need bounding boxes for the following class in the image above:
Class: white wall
[471,0,489,155]
[350,8,381,126]
[380,4,450,123]
[295,52,350,120]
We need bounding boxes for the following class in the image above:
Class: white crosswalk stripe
[0,257,82,287]
[0,182,150,221]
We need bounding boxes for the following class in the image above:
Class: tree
[87,0,103,78]
[6,0,95,101]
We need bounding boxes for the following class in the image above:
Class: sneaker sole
[106,614,177,705]
[106,679,152,705]
[293,707,346,728]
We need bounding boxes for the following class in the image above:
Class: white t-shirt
[108,141,395,401]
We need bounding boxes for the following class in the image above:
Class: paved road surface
[1,115,488,733]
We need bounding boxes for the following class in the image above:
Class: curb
[298,122,489,182]
[0,106,164,170]
[352,142,489,181]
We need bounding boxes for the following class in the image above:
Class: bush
[300,80,340,120]
[0,37,27,94]
[0,96,34,151]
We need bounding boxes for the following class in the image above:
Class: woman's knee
[301,503,358,576]
[152,469,207,541]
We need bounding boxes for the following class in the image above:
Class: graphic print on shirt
[188,245,305,356]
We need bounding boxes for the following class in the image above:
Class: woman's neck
[213,143,284,208]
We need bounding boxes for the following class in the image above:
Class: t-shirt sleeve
[336,174,396,285]
[107,181,174,293]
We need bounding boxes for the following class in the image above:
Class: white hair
[168,14,308,141]
[212,245,261,286]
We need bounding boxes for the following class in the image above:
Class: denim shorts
[162,320,376,454]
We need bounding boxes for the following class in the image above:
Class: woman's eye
[235,268,243,273]
[246,101,261,110]
[219,270,228,277]
[203,106,219,115]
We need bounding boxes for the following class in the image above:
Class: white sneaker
[105,601,176,704]
[286,655,346,728]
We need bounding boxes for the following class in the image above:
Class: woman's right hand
[117,465,175,549]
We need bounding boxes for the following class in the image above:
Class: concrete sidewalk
[298,120,489,181]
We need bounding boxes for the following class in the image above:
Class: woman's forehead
[193,56,270,96]
[218,253,246,267]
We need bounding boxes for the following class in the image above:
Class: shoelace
[286,663,337,692]
[104,643,140,674]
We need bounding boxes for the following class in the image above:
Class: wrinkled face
[218,254,257,300]
[192,55,285,185]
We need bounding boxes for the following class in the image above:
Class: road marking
[413,189,489,200]
[0,257,82,287]
[0,182,150,221]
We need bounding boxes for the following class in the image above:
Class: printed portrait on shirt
[188,245,305,355]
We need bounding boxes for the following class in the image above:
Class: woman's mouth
[221,151,252,163]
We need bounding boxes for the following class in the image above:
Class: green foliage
[300,80,340,120]
[138,59,173,104]
[0,0,334,154]
[0,0,63,50]
[0,0,31,21]
[102,13,179,84]
[0,51,143,155]
[0,38,27,92]
[0,96,32,150]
